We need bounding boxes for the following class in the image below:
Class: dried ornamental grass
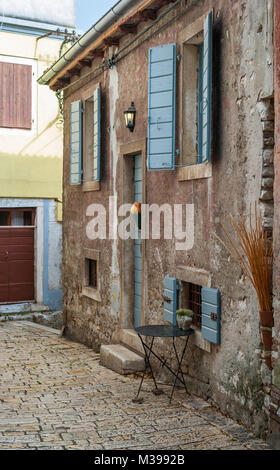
[215,204,273,313]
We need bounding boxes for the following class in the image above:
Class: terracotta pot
[259,310,274,327]
[263,350,272,370]
[260,326,273,350]
[259,312,273,370]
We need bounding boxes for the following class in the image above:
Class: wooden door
[0,209,35,303]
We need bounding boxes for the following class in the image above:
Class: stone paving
[0,321,272,450]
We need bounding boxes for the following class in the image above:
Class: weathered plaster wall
[62,71,117,349]
[62,0,274,436]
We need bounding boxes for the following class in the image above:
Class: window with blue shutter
[164,276,179,325]
[201,287,221,345]
[201,11,213,163]
[70,100,82,185]
[180,12,213,169]
[93,86,101,181]
[147,43,176,171]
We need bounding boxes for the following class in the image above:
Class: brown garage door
[0,227,35,303]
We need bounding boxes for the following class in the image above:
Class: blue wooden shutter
[70,100,82,184]
[201,11,213,163]
[164,276,179,325]
[201,287,221,345]
[147,43,176,170]
[93,87,101,181]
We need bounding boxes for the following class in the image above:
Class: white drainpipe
[38,0,137,85]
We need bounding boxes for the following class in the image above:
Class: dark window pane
[0,212,9,226]
[87,259,97,289]
[24,211,33,226]
[189,283,202,329]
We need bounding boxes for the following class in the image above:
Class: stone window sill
[177,163,212,181]
[177,326,211,352]
[189,327,211,353]
[82,287,101,302]
[82,180,100,192]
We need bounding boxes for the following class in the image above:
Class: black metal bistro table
[133,325,194,404]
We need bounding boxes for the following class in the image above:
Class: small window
[86,259,97,289]
[82,249,101,302]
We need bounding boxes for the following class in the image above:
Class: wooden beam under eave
[118,23,138,35]
[103,37,120,46]
[69,64,82,77]
[138,8,157,21]
[158,0,177,6]
[90,49,104,58]
[78,58,92,68]
[49,0,159,87]
[51,83,60,91]
[51,78,70,91]
[87,49,104,61]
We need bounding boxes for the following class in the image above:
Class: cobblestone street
[0,321,272,450]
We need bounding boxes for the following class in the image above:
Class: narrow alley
[0,322,272,450]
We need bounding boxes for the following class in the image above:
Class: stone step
[0,303,49,315]
[119,328,144,356]
[0,311,62,330]
[100,344,145,375]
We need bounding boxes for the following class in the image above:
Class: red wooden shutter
[0,62,32,130]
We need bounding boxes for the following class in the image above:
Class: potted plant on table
[176,309,193,331]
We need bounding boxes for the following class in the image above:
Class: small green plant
[176,309,193,318]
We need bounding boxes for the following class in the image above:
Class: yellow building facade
[0,30,64,218]
[0,1,76,311]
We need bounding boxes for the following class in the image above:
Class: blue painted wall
[43,199,62,310]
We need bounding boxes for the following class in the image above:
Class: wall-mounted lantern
[124,101,136,132]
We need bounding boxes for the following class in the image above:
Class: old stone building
[39,0,276,439]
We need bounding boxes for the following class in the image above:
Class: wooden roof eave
[49,0,177,90]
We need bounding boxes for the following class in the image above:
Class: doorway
[119,139,146,330]
[133,154,142,328]
[0,209,35,303]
